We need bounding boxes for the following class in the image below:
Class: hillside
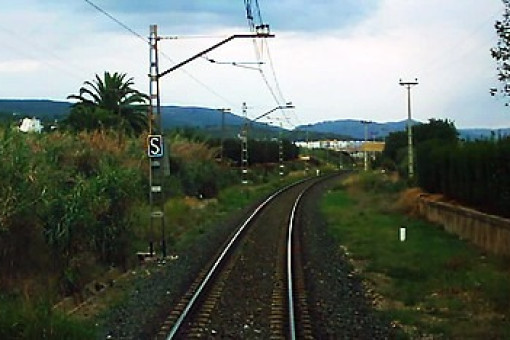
[0,99,71,120]
[1,99,508,140]
[297,119,510,140]
[0,99,267,129]
[296,119,419,140]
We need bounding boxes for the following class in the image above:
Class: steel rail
[161,175,328,339]
[287,189,307,340]
[165,185,289,339]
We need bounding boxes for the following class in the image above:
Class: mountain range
[1,99,508,140]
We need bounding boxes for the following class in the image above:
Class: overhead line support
[361,120,372,171]
[148,25,273,257]
[149,24,164,258]
[241,102,249,185]
[399,78,419,179]
[158,33,274,79]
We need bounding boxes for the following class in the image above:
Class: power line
[170,63,238,107]
[265,39,287,103]
[370,10,501,121]
[243,2,286,103]
[253,0,264,25]
[421,9,500,76]
[242,0,300,128]
[83,0,146,42]
[84,0,290,115]
[0,24,87,82]
[83,0,237,107]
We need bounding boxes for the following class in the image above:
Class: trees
[416,138,510,217]
[413,118,458,143]
[383,119,458,174]
[0,130,145,296]
[491,0,510,102]
[66,72,149,135]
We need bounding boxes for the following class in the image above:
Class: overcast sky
[0,0,507,129]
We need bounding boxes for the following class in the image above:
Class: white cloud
[0,60,40,73]
[0,0,507,129]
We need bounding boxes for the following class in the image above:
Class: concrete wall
[417,195,510,256]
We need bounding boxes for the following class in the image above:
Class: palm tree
[67,72,149,136]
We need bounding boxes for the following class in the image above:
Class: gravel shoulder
[89,198,267,339]
[299,175,393,339]
[73,175,393,339]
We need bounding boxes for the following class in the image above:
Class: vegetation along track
[154,176,332,339]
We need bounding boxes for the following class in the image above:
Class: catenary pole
[361,120,372,171]
[148,25,273,258]
[399,78,419,179]
[241,102,249,185]
[149,24,166,257]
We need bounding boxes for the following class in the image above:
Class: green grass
[321,173,510,338]
[139,174,309,252]
[0,296,96,339]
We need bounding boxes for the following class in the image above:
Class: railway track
[154,177,326,339]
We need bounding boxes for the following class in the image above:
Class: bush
[416,137,510,217]
[358,172,406,194]
[0,130,146,296]
[0,296,95,339]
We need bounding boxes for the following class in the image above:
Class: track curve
[154,176,329,339]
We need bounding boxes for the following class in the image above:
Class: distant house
[19,117,43,133]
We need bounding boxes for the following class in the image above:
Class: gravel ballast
[299,176,393,338]
[94,176,393,339]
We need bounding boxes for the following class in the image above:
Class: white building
[19,117,43,133]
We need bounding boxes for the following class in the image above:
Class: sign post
[400,226,406,242]
[148,135,164,158]
[147,133,165,258]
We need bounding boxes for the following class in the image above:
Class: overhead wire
[418,9,503,116]
[254,1,298,128]
[243,0,298,128]
[265,40,286,103]
[250,0,286,103]
[82,0,237,107]
[263,38,297,127]
[244,0,264,67]
[254,0,264,24]
[362,7,503,125]
[83,0,146,42]
[420,8,500,76]
[0,24,87,82]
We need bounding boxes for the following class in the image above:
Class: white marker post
[400,226,406,242]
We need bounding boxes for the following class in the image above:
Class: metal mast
[149,24,166,258]
[279,122,284,177]
[241,102,249,185]
[399,78,419,179]
[361,120,372,171]
[147,24,273,255]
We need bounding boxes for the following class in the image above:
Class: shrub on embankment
[416,137,510,218]
[0,125,305,336]
[0,129,148,336]
[0,128,242,296]
[0,296,95,339]
[0,129,146,297]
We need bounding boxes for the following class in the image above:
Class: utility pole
[148,24,165,258]
[305,130,309,174]
[278,121,284,177]
[241,102,249,185]
[221,109,225,162]
[217,108,230,163]
[242,103,294,182]
[148,25,273,258]
[399,78,418,179]
[361,120,372,171]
